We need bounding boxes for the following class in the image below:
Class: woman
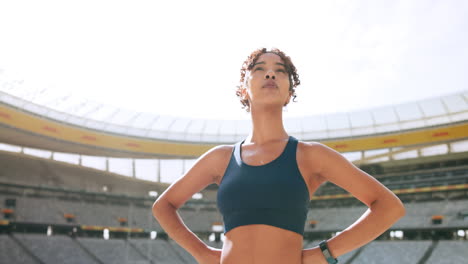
[152,48,406,264]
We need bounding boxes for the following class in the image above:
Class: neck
[245,105,289,145]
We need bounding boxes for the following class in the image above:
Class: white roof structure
[1,86,467,143]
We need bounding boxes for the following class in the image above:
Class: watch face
[319,240,327,249]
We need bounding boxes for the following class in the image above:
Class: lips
[263,80,278,88]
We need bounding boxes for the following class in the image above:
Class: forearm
[152,201,208,259]
[306,196,405,259]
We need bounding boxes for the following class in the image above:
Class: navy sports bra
[217,136,310,236]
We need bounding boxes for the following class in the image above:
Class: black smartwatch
[319,240,338,264]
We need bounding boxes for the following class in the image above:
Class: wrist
[302,247,329,264]
[319,240,338,264]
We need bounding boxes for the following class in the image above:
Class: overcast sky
[0,0,467,120]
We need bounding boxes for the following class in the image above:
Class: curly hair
[236,48,300,112]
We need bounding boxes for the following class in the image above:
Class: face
[242,53,292,110]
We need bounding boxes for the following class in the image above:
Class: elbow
[391,197,406,220]
[394,194,406,216]
[372,195,406,219]
[152,196,163,209]
[152,197,175,218]
[397,201,406,218]
[152,198,165,218]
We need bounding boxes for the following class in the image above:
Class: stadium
[1,86,467,263]
[1,1,468,264]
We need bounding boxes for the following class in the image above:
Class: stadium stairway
[165,239,191,264]
[417,240,438,264]
[126,239,156,264]
[14,233,101,264]
[72,236,106,264]
[425,240,468,263]
[6,233,45,264]
[343,245,366,264]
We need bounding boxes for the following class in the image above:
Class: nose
[264,70,276,80]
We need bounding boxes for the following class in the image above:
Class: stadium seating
[426,240,468,263]
[0,151,166,198]
[130,238,194,263]
[3,233,467,264]
[397,200,468,228]
[13,233,100,264]
[78,237,149,264]
[351,240,432,264]
[0,234,38,264]
[1,193,468,232]
[1,133,467,263]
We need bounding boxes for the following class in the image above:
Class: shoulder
[204,144,234,161]
[296,140,327,174]
[296,140,342,175]
[200,144,234,179]
[297,140,331,159]
[297,140,340,156]
[297,140,325,150]
[154,144,235,209]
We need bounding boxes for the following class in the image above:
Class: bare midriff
[220,224,303,264]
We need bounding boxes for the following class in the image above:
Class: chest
[240,143,286,166]
[218,149,309,209]
[239,143,322,192]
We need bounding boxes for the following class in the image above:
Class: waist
[221,224,303,264]
[222,208,307,236]
[221,249,302,264]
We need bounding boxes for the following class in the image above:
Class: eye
[276,69,286,73]
[254,67,264,71]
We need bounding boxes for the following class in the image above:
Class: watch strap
[319,240,338,264]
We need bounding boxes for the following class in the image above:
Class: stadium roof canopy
[1,87,467,144]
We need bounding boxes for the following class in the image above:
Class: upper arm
[306,142,400,208]
[153,145,232,209]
